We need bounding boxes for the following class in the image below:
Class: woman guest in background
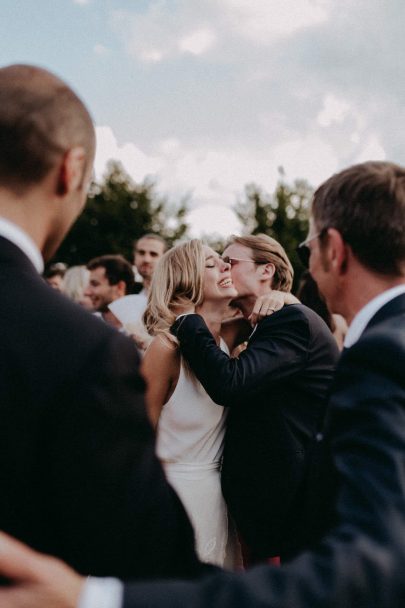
[63,265,93,310]
[142,240,240,567]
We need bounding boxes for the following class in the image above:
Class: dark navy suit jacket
[0,235,202,580]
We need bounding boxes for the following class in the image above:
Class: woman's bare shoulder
[143,334,180,368]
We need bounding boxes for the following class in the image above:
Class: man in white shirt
[2,161,405,608]
[133,233,167,297]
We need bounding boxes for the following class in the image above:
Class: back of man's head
[312,161,405,276]
[0,64,95,195]
[87,255,135,294]
[228,234,294,292]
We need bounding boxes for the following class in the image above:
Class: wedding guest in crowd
[85,254,136,328]
[3,161,405,608]
[133,233,167,299]
[43,262,67,292]
[62,265,92,310]
[0,63,202,582]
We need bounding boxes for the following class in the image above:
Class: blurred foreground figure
[0,63,202,581]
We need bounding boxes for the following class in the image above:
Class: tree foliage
[235,168,313,288]
[54,161,188,265]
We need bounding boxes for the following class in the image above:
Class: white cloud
[99,0,405,239]
[139,49,164,63]
[94,126,162,183]
[187,204,241,238]
[94,125,338,221]
[223,0,331,44]
[73,0,90,5]
[272,136,338,187]
[113,0,332,64]
[178,28,216,55]
[354,136,387,164]
[111,6,217,63]
[317,94,350,127]
[93,43,109,56]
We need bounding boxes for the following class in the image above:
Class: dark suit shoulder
[343,322,405,384]
[254,304,336,346]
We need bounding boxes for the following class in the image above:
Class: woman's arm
[141,335,180,427]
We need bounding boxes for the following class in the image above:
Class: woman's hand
[249,291,300,325]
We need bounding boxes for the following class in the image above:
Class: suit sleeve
[43,331,203,580]
[122,331,405,608]
[171,309,310,405]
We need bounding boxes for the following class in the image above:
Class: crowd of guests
[0,63,405,608]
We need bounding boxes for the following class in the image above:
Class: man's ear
[56,147,86,196]
[116,280,127,298]
[327,228,348,275]
[259,262,276,281]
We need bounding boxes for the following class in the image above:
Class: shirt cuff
[78,577,123,608]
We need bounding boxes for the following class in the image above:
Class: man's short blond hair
[228,234,294,292]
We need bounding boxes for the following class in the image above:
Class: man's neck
[340,272,405,325]
[231,294,259,320]
[141,278,151,294]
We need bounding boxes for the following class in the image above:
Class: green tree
[54,160,188,265]
[235,168,313,288]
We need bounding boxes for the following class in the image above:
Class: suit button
[316,432,323,442]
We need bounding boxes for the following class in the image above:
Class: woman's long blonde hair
[143,239,206,337]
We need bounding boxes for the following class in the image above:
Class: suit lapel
[363,293,405,334]
[0,235,38,274]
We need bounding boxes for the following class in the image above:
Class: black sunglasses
[296,229,328,268]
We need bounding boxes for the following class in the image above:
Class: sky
[1,0,405,238]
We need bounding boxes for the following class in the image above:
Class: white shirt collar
[344,284,405,348]
[0,216,44,273]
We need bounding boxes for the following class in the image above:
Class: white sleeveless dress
[156,339,232,566]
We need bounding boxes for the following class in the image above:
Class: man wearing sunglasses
[171,232,340,565]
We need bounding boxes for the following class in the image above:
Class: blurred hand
[0,532,84,608]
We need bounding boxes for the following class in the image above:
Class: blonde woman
[142,240,239,566]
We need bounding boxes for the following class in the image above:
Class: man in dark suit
[0,64,202,581]
[2,161,404,608]
[171,233,339,562]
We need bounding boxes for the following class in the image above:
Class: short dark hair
[312,161,405,276]
[134,234,168,252]
[87,255,135,294]
[0,64,95,194]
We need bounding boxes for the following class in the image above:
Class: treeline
[54,161,313,284]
